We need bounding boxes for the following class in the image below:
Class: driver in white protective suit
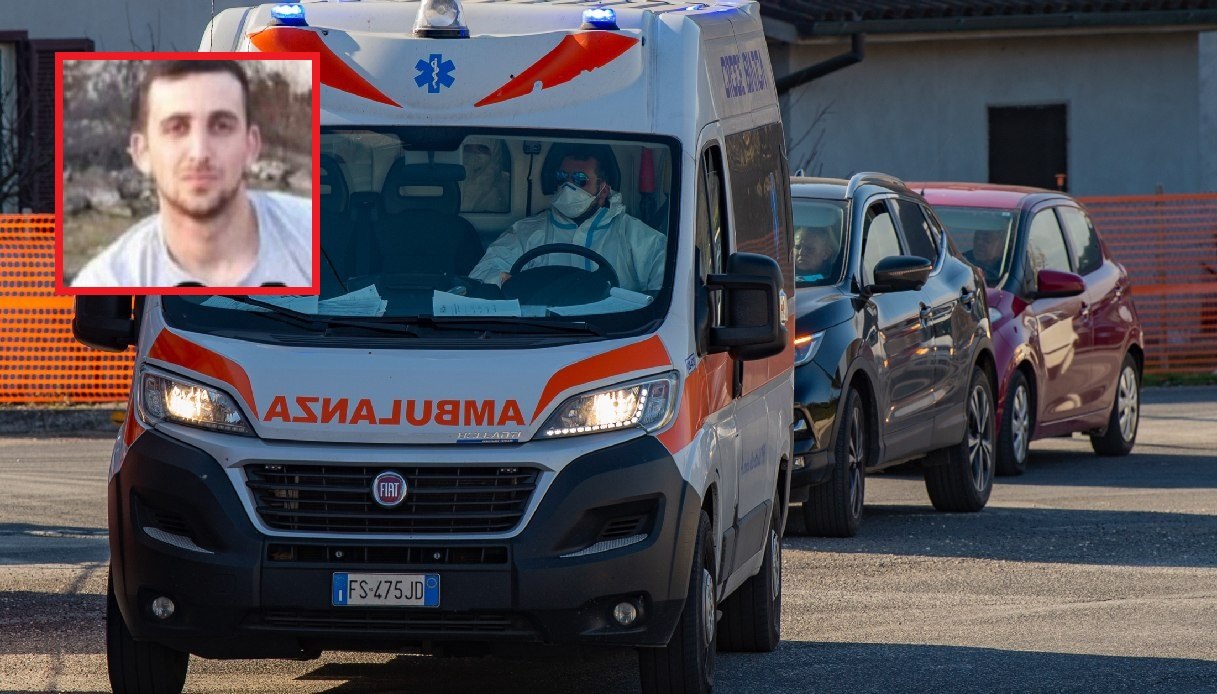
[468,146,665,293]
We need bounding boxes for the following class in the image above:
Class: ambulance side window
[697,146,728,328]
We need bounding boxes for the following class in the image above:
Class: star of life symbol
[415,53,455,93]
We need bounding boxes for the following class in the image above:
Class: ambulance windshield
[163,127,679,340]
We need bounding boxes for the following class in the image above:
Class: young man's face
[130,71,260,221]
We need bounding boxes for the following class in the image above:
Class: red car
[913,183,1144,475]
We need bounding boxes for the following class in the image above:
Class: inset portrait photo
[56,53,320,294]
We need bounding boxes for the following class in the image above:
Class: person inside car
[468,145,665,294]
[965,228,1007,284]
[794,224,839,282]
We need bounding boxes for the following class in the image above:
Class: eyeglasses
[555,170,592,187]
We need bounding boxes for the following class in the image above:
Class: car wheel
[107,569,189,694]
[638,510,716,694]
[1090,353,1140,457]
[924,366,995,512]
[996,371,1033,476]
[718,493,782,653]
[801,387,867,537]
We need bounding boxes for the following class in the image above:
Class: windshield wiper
[398,315,607,337]
[217,296,419,336]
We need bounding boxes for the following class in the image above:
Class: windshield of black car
[162,128,679,339]
[792,199,848,287]
[934,206,1019,287]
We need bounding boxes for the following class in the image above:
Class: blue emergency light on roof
[414,0,470,38]
[270,3,308,26]
[581,7,619,30]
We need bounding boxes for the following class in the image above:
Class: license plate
[332,573,440,607]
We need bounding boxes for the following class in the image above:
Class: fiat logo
[371,471,408,508]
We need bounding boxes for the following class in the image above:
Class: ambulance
[73,1,795,691]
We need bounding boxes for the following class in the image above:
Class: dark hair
[541,143,620,194]
[131,60,251,132]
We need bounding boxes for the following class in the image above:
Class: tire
[107,570,189,694]
[996,371,1033,476]
[924,367,995,512]
[718,495,782,653]
[639,511,716,694]
[801,388,867,537]
[1090,353,1140,456]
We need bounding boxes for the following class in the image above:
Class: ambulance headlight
[540,372,678,438]
[270,3,307,26]
[414,0,470,38]
[140,371,253,435]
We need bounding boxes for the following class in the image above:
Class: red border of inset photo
[55,51,321,296]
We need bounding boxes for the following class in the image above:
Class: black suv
[790,173,997,537]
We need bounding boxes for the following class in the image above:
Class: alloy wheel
[1117,366,1139,442]
[967,384,995,492]
[1010,383,1030,464]
[848,406,864,518]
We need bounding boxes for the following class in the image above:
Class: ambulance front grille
[245,464,540,534]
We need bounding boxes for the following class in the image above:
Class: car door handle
[960,288,976,309]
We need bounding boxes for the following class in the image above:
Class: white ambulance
[74,1,795,692]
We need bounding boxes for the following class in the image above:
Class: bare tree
[786,87,833,177]
[0,67,49,212]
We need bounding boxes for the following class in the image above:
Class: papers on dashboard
[548,287,653,316]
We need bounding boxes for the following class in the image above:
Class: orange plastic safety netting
[1081,193,1217,375]
[0,215,133,403]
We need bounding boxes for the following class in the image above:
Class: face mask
[552,181,598,221]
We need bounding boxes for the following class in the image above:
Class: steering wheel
[502,243,620,306]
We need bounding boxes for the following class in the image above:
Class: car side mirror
[706,252,787,361]
[73,296,137,352]
[1035,269,1085,299]
[866,255,932,295]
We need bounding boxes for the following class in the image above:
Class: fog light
[793,455,806,470]
[151,596,175,620]
[612,601,638,626]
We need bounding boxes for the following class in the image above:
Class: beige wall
[779,30,1212,195]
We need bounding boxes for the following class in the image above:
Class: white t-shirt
[71,191,312,288]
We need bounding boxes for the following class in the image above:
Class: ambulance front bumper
[109,429,702,659]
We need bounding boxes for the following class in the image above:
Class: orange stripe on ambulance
[262,396,526,427]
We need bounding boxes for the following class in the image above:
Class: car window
[891,198,938,264]
[933,206,1018,287]
[792,198,847,286]
[1058,206,1104,276]
[862,200,902,286]
[1026,209,1072,273]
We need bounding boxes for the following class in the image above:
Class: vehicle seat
[375,160,484,276]
[318,154,352,289]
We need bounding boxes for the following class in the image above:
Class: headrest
[319,153,348,214]
[382,160,466,215]
[540,143,620,195]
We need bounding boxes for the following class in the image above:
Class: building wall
[1,0,256,52]
[1200,31,1217,192]
[779,31,1207,196]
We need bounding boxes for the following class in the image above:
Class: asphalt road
[1,387,1215,693]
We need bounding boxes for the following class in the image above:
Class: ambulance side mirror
[706,252,786,361]
[73,296,137,352]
